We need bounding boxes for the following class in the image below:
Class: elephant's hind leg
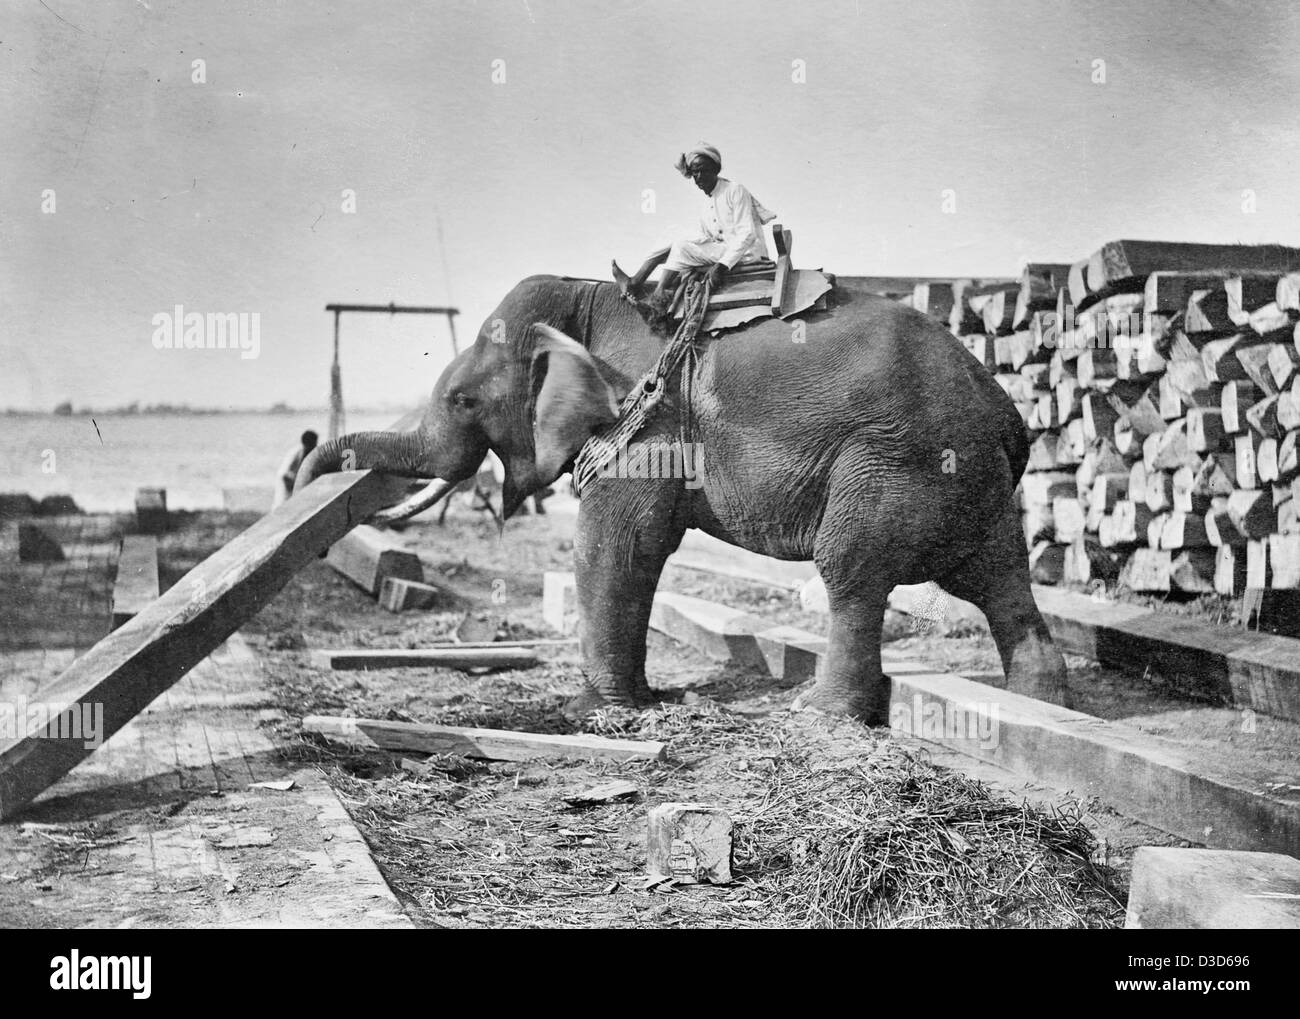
[794,458,920,725]
[792,584,893,724]
[937,500,1072,707]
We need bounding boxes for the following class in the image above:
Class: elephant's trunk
[293,429,465,524]
[293,430,430,493]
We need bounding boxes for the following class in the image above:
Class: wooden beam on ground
[378,575,472,612]
[649,590,824,685]
[1032,584,1300,720]
[1240,588,1300,638]
[889,670,1300,857]
[303,715,667,762]
[310,647,539,671]
[326,524,423,597]
[134,487,168,535]
[1125,847,1300,929]
[670,534,816,591]
[651,522,1300,723]
[0,467,413,819]
[111,535,160,629]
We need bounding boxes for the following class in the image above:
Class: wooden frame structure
[325,302,459,439]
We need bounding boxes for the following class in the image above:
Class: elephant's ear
[529,324,620,482]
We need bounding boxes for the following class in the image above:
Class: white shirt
[689,178,777,268]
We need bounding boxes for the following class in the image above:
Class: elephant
[295,273,1070,723]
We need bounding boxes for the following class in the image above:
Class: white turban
[675,143,722,177]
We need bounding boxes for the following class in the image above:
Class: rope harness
[571,277,712,497]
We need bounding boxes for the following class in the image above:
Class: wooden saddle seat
[612,225,834,333]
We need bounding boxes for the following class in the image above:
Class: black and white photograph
[1,0,1297,962]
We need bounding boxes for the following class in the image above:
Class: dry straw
[291,696,1123,928]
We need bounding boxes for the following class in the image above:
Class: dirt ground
[234,503,1207,928]
[5,503,1293,928]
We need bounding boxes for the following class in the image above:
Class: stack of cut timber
[989,244,1300,595]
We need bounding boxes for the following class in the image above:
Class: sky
[3,0,1299,412]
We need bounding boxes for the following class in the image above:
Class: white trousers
[665,238,727,271]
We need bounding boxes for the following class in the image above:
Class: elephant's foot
[1007,672,1075,710]
[562,687,613,722]
[1004,641,1074,710]
[790,681,889,727]
[562,675,658,722]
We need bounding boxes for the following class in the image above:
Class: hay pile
[593,704,1123,928]
[744,739,1119,927]
[291,700,1124,928]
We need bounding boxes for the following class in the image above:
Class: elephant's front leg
[566,484,686,717]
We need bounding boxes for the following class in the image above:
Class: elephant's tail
[1000,399,1031,484]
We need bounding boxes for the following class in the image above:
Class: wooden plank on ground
[1240,589,1300,638]
[1032,584,1300,721]
[0,467,414,819]
[326,524,423,597]
[889,671,1300,857]
[663,526,1300,721]
[134,487,168,535]
[303,715,667,762]
[310,647,539,671]
[378,575,471,612]
[111,535,160,629]
[649,590,822,684]
[672,531,817,590]
[1125,847,1300,929]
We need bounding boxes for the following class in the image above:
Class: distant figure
[272,430,318,508]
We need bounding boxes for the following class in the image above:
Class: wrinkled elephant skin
[295,275,1070,723]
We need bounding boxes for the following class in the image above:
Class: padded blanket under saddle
[673,267,834,332]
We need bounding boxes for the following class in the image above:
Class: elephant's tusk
[366,477,457,525]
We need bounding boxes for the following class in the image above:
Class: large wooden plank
[672,530,817,590]
[303,716,667,762]
[1090,240,1300,293]
[648,590,823,684]
[664,525,1300,721]
[0,468,412,819]
[134,487,168,535]
[1032,584,1300,720]
[889,671,1300,857]
[1125,847,1300,929]
[310,647,539,671]
[378,575,472,611]
[110,535,160,629]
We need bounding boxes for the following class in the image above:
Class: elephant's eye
[453,392,477,409]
